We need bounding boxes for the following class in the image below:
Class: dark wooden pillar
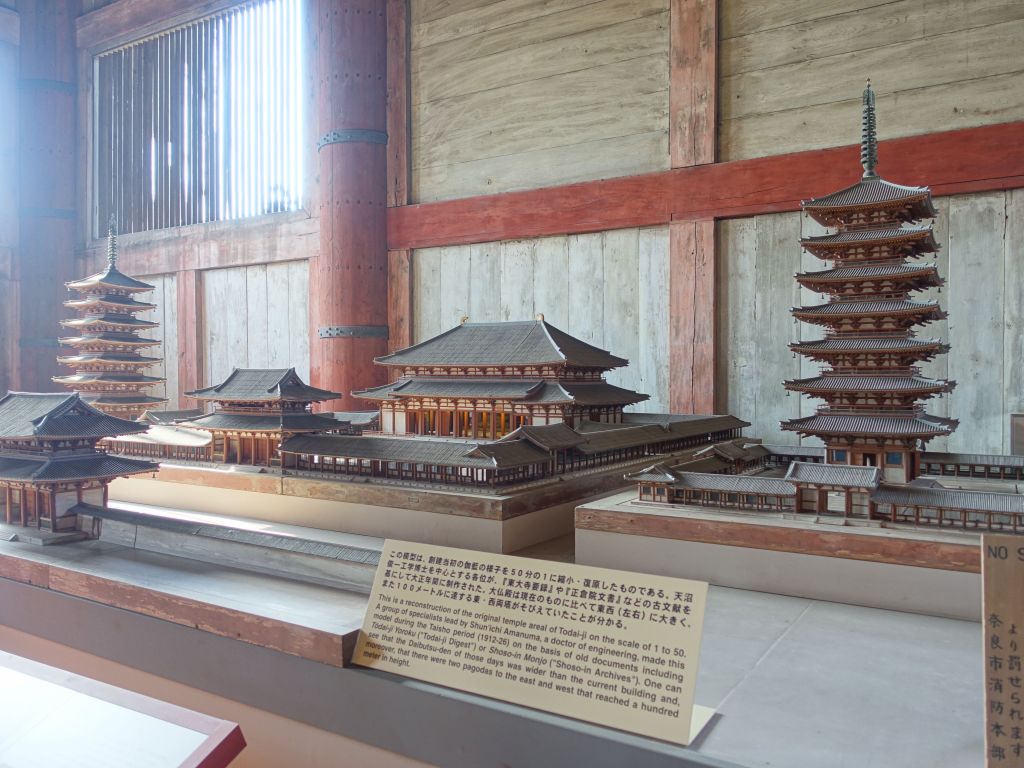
[15,0,79,391]
[310,0,389,411]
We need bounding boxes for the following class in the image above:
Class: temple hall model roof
[373,319,629,369]
[187,368,341,403]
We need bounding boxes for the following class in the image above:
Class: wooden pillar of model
[15,0,79,391]
[310,0,389,411]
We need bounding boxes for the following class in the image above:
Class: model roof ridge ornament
[861,79,878,179]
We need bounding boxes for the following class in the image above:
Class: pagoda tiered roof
[794,263,941,292]
[56,221,168,418]
[781,83,955,460]
[59,332,161,348]
[784,412,956,438]
[187,368,341,403]
[0,453,156,482]
[799,226,936,255]
[803,177,935,224]
[783,374,953,395]
[64,295,157,312]
[374,320,628,370]
[791,298,944,322]
[65,262,156,294]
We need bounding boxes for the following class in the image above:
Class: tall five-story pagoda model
[781,83,956,482]
[54,221,167,419]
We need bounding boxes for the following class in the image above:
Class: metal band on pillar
[318,325,389,339]
[317,129,388,151]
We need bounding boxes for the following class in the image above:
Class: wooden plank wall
[412,226,671,412]
[410,0,671,202]
[717,189,1024,454]
[137,274,179,408]
[720,0,1024,160]
[201,261,310,388]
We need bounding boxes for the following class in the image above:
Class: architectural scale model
[627,84,1024,535]
[54,221,167,419]
[111,319,747,489]
[280,319,746,488]
[0,392,157,531]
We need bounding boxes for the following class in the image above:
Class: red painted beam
[388,121,1024,250]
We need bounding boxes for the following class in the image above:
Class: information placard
[983,534,1024,767]
[353,540,712,745]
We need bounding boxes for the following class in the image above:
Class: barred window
[93,0,304,236]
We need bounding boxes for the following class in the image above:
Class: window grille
[93,0,304,236]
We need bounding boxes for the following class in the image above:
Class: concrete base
[111,475,588,554]
[576,493,982,620]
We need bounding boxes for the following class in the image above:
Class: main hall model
[627,83,1024,535]
[113,318,747,489]
[54,221,167,419]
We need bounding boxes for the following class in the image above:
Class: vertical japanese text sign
[984,534,1024,767]
[353,540,712,745]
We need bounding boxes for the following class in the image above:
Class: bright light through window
[94,0,304,236]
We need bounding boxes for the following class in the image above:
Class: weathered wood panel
[719,190,1024,453]
[137,274,179,408]
[669,0,716,167]
[720,0,1024,160]
[1003,189,1024,455]
[946,192,1005,454]
[411,226,671,410]
[411,0,670,202]
[201,261,310,387]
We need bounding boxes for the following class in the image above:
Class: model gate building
[180,368,346,465]
[780,83,956,482]
[54,222,168,419]
[0,392,157,530]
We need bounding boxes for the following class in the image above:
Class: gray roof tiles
[784,461,880,488]
[782,412,957,437]
[803,177,934,212]
[671,472,796,495]
[187,368,340,402]
[0,392,149,439]
[375,321,628,369]
[0,453,157,481]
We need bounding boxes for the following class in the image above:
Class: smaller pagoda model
[0,392,157,531]
[180,368,345,465]
[54,220,167,419]
[781,82,956,482]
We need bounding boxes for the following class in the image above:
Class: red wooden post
[669,219,716,413]
[310,0,389,410]
[16,0,80,391]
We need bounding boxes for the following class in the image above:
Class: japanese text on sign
[352,540,711,745]
[984,535,1024,766]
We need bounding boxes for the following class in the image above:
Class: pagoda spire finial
[106,215,118,267]
[860,79,878,179]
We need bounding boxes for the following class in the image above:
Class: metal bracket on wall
[318,325,389,339]
[316,129,388,151]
